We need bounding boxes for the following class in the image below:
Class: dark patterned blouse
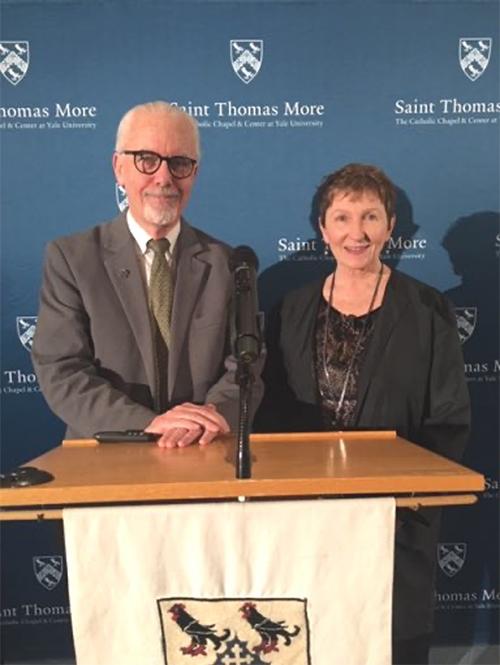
[314,300,379,429]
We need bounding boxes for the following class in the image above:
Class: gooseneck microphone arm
[230,246,261,479]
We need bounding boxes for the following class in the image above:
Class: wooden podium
[0,431,484,518]
[0,431,485,665]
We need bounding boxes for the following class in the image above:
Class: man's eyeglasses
[118,150,197,179]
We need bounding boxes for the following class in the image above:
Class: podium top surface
[0,431,484,509]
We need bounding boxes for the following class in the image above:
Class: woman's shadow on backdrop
[442,210,499,474]
[437,210,500,645]
[257,186,419,313]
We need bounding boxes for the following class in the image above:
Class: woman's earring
[323,243,331,256]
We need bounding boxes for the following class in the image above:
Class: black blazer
[256,268,470,639]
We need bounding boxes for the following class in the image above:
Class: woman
[257,163,470,664]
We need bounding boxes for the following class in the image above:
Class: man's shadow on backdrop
[257,186,419,314]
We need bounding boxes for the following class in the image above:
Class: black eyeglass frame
[118,150,197,179]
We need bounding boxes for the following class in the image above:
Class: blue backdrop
[1,0,499,661]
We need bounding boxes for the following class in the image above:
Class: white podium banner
[64,498,395,665]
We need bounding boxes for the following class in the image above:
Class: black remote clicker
[93,430,161,443]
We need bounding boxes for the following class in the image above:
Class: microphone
[230,245,261,364]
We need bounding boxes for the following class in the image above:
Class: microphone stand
[236,359,254,479]
[230,246,261,480]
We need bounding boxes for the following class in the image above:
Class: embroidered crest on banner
[459,38,492,81]
[16,316,38,351]
[454,307,477,344]
[230,40,263,84]
[115,184,129,212]
[437,543,467,577]
[33,556,64,590]
[158,597,309,664]
[0,41,30,85]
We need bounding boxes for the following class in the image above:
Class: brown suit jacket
[32,214,260,438]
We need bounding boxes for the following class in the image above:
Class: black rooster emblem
[240,601,300,654]
[168,603,230,656]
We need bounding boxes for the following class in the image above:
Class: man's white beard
[144,203,178,228]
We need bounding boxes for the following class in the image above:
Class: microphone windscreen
[230,245,259,271]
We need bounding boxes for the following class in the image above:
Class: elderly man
[32,101,260,448]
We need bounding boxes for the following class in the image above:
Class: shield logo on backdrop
[158,597,309,664]
[459,38,492,81]
[33,556,64,590]
[115,184,129,212]
[454,307,477,344]
[16,316,37,351]
[230,40,263,84]
[437,543,467,577]
[0,41,30,85]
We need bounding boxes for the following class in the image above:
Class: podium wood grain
[0,431,484,508]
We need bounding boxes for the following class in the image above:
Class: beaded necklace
[321,262,384,425]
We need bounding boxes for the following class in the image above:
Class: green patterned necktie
[148,237,173,348]
[147,238,173,411]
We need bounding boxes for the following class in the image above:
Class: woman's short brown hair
[316,163,396,228]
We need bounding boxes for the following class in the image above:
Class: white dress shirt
[126,211,180,284]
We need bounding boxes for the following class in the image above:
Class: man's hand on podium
[145,402,230,449]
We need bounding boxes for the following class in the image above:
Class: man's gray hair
[115,101,200,158]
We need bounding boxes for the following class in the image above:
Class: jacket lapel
[168,222,210,394]
[354,270,410,420]
[101,214,156,394]
[291,283,323,403]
